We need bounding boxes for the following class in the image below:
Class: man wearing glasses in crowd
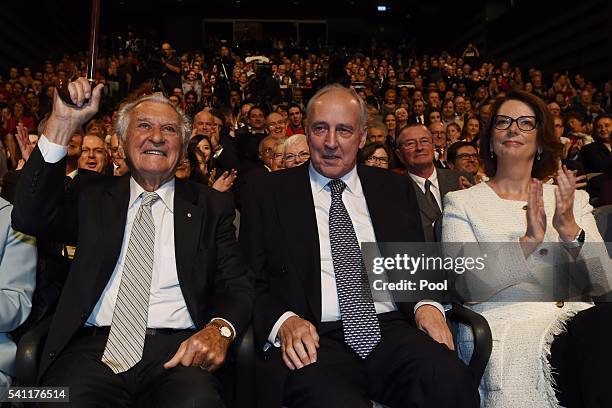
[394,124,469,242]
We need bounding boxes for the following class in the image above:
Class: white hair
[283,134,308,154]
[115,92,191,151]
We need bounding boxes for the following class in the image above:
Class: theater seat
[15,306,491,408]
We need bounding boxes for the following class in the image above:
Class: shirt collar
[129,177,175,213]
[308,162,361,196]
[409,168,439,190]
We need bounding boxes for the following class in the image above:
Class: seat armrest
[14,316,52,386]
[448,304,492,384]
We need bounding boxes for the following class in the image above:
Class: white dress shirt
[266,164,443,348]
[37,135,234,333]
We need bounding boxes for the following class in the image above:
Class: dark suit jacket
[581,141,611,173]
[408,168,465,242]
[12,148,253,382]
[239,163,425,406]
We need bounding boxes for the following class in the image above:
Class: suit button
[264,354,270,361]
[48,351,56,359]
[555,301,564,308]
[539,248,548,256]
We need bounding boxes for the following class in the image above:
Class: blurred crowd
[0,38,610,205]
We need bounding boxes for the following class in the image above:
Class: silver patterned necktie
[328,179,381,359]
[102,191,159,374]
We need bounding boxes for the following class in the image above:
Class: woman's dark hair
[461,116,481,141]
[189,134,215,184]
[424,108,441,126]
[358,142,393,168]
[480,90,562,179]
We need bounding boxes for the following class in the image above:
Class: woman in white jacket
[442,91,612,407]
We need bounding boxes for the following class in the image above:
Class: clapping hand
[553,165,581,242]
[212,169,238,193]
[520,179,546,257]
[15,122,34,163]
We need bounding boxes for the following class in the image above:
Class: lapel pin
[187,212,192,218]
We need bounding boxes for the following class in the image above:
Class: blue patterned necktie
[102,191,159,374]
[328,179,381,359]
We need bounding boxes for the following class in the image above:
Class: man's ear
[359,129,367,149]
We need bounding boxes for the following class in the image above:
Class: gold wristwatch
[209,320,234,341]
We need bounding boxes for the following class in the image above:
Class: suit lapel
[437,169,456,202]
[97,176,130,299]
[274,166,321,322]
[174,179,205,326]
[358,166,403,243]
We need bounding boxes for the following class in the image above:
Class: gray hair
[367,120,388,135]
[305,84,367,131]
[115,92,191,151]
[283,134,308,154]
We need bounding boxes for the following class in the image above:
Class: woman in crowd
[395,107,409,129]
[446,122,462,145]
[461,116,480,143]
[188,135,237,192]
[358,142,392,169]
[442,90,612,407]
[427,108,441,125]
[383,113,398,145]
[2,101,36,136]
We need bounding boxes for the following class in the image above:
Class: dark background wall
[1,0,610,83]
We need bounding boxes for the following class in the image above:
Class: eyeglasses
[398,138,432,150]
[366,155,389,164]
[493,115,538,131]
[284,151,310,162]
[456,153,479,161]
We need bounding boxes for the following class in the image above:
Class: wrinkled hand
[574,174,587,190]
[212,169,238,193]
[520,179,546,257]
[278,316,320,370]
[45,77,104,146]
[415,305,454,350]
[553,165,580,242]
[163,324,230,372]
[15,122,33,162]
[459,176,473,189]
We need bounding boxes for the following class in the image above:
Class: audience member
[240,84,478,407]
[12,79,253,406]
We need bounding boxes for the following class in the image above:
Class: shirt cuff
[213,146,224,159]
[38,135,68,163]
[414,301,446,318]
[209,317,236,340]
[265,311,297,351]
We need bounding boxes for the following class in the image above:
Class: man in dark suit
[240,84,478,407]
[581,113,611,173]
[12,78,253,407]
[394,124,469,242]
[407,98,427,125]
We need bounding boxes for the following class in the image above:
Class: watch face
[220,326,232,338]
